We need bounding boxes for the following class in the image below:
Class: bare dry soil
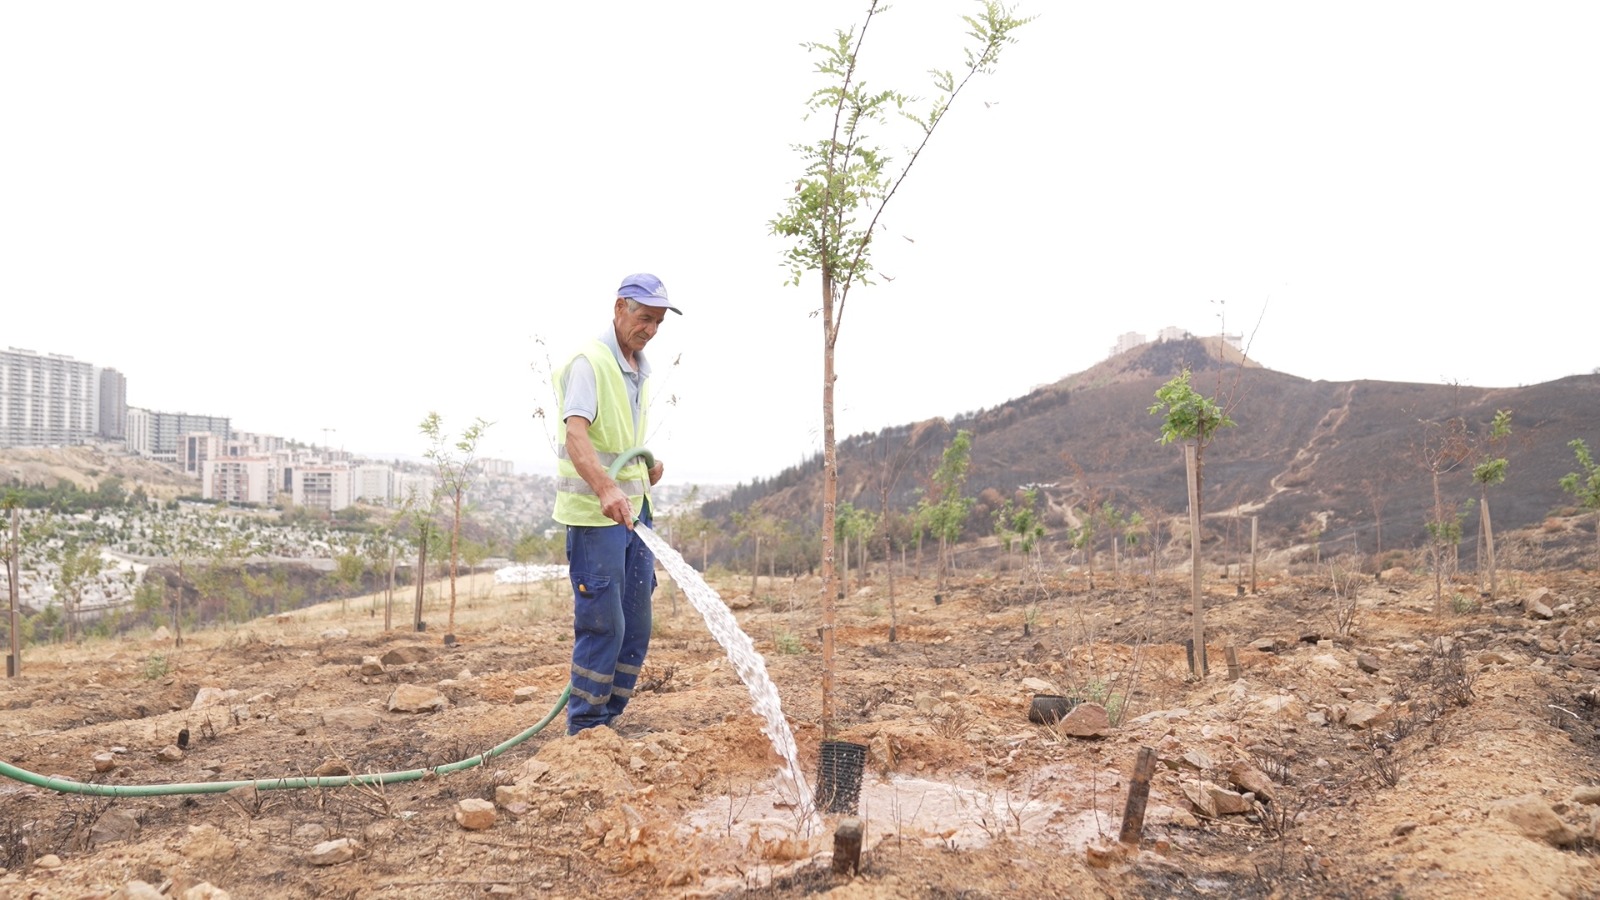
[4,546,1600,899]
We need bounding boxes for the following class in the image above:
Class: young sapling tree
[769,0,1030,732]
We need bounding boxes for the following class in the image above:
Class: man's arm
[564,415,634,528]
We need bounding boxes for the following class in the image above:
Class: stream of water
[634,525,817,825]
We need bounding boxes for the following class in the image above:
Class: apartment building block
[291,463,353,513]
[97,368,127,441]
[0,347,100,448]
[126,408,231,462]
[201,456,276,505]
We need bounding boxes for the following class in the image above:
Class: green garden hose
[0,447,656,798]
[0,686,570,798]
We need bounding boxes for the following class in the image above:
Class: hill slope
[709,338,1599,562]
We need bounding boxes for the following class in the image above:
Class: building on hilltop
[1110,332,1147,357]
[0,347,101,448]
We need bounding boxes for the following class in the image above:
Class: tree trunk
[448,494,461,634]
[414,528,427,632]
[1186,444,1205,679]
[751,535,761,600]
[385,549,395,630]
[7,507,19,677]
[819,274,839,736]
[1481,494,1498,598]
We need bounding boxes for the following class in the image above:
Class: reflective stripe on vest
[552,339,650,527]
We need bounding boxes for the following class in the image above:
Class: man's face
[614,299,668,358]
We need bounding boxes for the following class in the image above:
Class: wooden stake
[1118,747,1159,847]
[832,817,863,875]
[1226,645,1241,681]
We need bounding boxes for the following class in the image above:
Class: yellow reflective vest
[552,339,650,527]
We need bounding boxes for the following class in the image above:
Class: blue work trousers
[564,503,655,735]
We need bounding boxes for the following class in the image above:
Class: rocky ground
[2,535,1600,899]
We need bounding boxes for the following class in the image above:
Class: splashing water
[635,525,817,826]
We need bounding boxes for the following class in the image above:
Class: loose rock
[455,798,497,830]
[308,837,363,866]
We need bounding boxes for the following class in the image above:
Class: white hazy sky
[4,2,1596,486]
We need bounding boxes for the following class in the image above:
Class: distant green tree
[1417,417,1474,616]
[333,551,365,616]
[420,412,491,636]
[1561,438,1600,569]
[55,541,106,644]
[1150,367,1236,677]
[993,488,1045,558]
[1471,409,1513,598]
[917,429,976,592]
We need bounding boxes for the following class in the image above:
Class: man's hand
[648,460,664,486]
[598,483,634,529]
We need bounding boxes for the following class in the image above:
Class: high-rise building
[125,408,231,462]
[0,347,99,448]
[97,367,127,441]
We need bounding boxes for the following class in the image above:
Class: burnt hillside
[705,338,1599,559]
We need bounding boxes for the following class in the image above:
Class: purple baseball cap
[617,272,682,315]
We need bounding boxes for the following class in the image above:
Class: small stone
[1084,840,1127,868]
[1206,784,1251,815]
[380,645,432,666]
[91,808,141,846]
[181,883,232,900]
[512,686,541,704]
[34,854,62,869]
[93,751,116,772]
[1392,821,1419,837]
[1227,762,1278,802]
[1571,785,1600,806]
[455,798,497,831]
[191,687,242,709]
[1057,702,1111,738]
[157,745,185,762]
[1343,702,1389,730]
[359,656,385,676]
[387,683,449,713]
[1493,795,1577,847]
[320,628,350,641]
[307,837,362,866]
[1356,653,1381,674]
[313,758,351,777]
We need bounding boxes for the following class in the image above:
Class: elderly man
[551,273,680,735]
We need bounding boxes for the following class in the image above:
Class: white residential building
[353,464,396,505]
[1110,332,1147,357]
[0,347,99,447]
[201,456,276,505]
[291,463,353,513]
